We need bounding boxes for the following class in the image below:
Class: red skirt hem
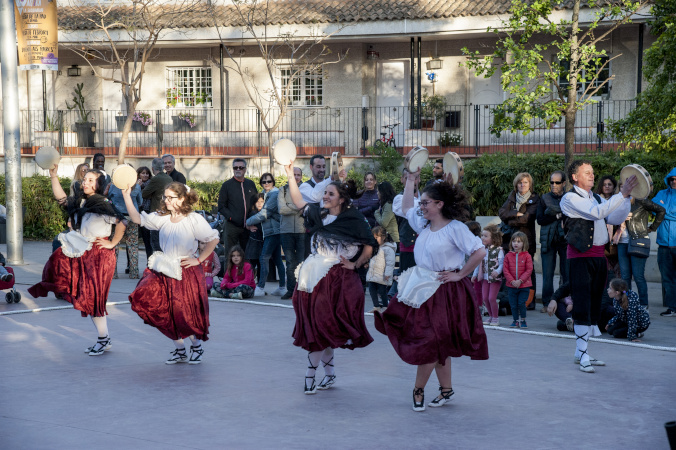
[374,277,489,365]
[292,265,374,352]
[28,246,115,317]
[129,265,210,341]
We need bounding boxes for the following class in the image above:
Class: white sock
[173,339,186,350]
[574,324,590,364]
[306,351,322,380]
[188,335,201,347]
[91,316,109,338]
[321,348,335,376]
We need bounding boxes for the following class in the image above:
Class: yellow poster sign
[15,0,59,71]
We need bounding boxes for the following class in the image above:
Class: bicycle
[374,122,400,150]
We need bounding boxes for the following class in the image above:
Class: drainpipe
[637,23,644,95]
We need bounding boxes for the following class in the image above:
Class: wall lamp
[67,65,81,77]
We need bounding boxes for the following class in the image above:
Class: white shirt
[141,212,219,259]
[392,192,420,218]
[299,177,332,206]
[80,213,117,239]
[560,185,631,246]
[406,207,483,271]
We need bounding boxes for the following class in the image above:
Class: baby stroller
[1,267,20,303]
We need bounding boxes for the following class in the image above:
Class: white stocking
[574,324,590,364]
[188,335,201,347]
[90,316,109,338]
[173,339,186,350]
[306,351,322,379]
[320,348,335,376]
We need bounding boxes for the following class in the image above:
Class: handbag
[627,237,651,258]
[499,221,514,239]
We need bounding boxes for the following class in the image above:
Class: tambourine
[273,138,297,166]
[443,151,464,185]
[34,146,61,170]
[331,152,343,178]
[404,146,428,173]
[620,164,653,200]
[111,164,138,190]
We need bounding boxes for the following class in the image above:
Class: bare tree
[60,0,209,163]
[209,0,348,172]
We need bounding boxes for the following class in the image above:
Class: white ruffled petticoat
[147,251,184,280]
[58,231,94,258]
[295,253,340,293]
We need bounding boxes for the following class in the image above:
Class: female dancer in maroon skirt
[283,163,377,394]
[29,165,126,356]
[121,182,218,364]
[374,172,488,411]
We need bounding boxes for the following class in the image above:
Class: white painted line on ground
[3,297,674,353]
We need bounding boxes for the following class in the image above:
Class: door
[376,61,408,148]
[469,67,504,147]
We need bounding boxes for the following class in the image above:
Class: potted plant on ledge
[172,111,206,131]
[439,132,462,148]
[421,93,448,129]
[66,83,96,147]
[116,111,153,131]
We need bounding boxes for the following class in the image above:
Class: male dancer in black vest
[560,160,636,373]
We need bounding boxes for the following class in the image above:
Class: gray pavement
[1,241,675,449]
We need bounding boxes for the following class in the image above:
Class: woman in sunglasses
[122,182,219,365]
[245,173,286,297]
[374,173,488,412]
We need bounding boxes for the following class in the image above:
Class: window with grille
[556,56,610,99]
[280,67,323,106]
[166,67,213,108]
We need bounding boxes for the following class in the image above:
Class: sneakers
[482,317,491,325]
[86,336,111,356]
[489,318,499,326]
[281,291,293,300]
[660,309,676,317]
[565,317,574,332]
[317,374,336,390]
[520,320,528,329]
[574,356,605,366]
[166,348,188,364]
[428,387,454,408]
[229,292,243,300]
[210,288,224,298]
[254,286,266,297]
[270,286,286,296]
[412,387,425,412]
[509,320,520,328]
[188,345,203,364]
[1,272,13,282]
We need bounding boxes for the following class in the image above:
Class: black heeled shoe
[428,386,454,407]
[412,387,425,412]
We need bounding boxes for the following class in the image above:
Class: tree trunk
[564,105,577,174]
[118,113,134,164]
[267,131,275,174]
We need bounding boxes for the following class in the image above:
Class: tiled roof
[58,0,561,30]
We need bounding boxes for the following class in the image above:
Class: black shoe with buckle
[412,387,425,412]
[428,386,454,407]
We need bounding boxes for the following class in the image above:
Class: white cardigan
[366,242,396,286]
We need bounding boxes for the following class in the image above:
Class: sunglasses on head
[233,166,246,170]
[550,181,563,185]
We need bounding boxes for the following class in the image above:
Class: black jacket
[498,190,540,254]
[218,177,258,227]
[537,191,566,253]
[168,170,187,184]
[625,199,666,240]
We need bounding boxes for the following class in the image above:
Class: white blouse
[140,212,219,259]
[79,213,118,239]
[406,207,483,271]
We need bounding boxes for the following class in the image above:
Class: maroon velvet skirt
[28,246,116,318]
[129,265,210,341]
[374,277,489,365]
[292,265,374,352]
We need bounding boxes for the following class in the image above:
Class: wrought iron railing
[6,100,636,158]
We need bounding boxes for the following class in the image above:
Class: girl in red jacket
[504,231,533,328]
[198,240,221,291]
[219,245,256,299]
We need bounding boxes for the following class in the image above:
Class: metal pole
[597,101,604,150]
[637,23,644,95]
[0,0,24,264]
[474,105,479,156]
[410,38,414,129]
[42,70,47,131]
[220,44,224,131]
[417,37,422,130]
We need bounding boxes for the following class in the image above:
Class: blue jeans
[658,246,676,310]
[540,243,569,305]
[280,233,305,292]
[508,287,529,321]
[258,234,285,289]
[617,243,649,306]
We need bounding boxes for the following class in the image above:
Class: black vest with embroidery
[563,188,603,253]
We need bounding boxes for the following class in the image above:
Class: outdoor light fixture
[67,65,81,77]
[426,58,442,70]
[366,44,379,60]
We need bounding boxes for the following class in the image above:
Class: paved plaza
[1,242,675,449]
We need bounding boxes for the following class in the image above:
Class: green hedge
[5,151,675,239]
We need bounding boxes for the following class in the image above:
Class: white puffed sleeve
[405,206,427,233]
[140,212,169,231]
[448,222,484,257]
[188,213,220,243]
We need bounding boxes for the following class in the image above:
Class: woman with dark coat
[498,172,540,305]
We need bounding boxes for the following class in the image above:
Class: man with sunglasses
[653,169,676,317]
[218,159,257,253]
[537,171,569,314]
